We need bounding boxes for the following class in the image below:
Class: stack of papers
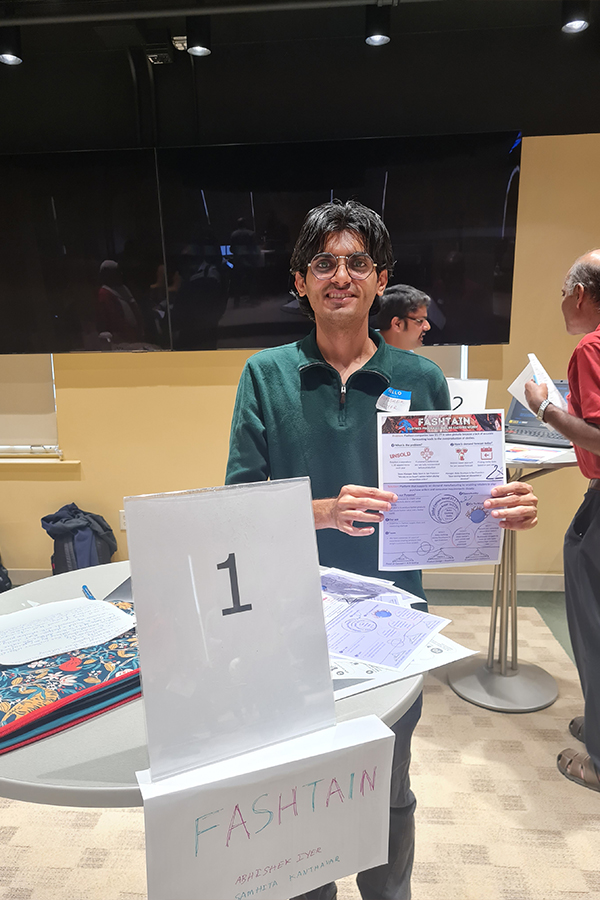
[321,568,475,699]
[321,567,418,608]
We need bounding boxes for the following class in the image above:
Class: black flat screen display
[0,132,520,353]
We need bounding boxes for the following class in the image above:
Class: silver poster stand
[448,456,576,712]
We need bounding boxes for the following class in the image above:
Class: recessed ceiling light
[365,5,391,47]
[562,0,591,33]
[0,26,23,66]
[187,15,211,57]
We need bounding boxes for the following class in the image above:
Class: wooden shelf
[0,459,81,478]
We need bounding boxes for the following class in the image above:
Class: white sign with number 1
[125,478,394,900]
[125,478,336,781]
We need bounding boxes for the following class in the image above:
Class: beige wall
[468,132,597,577]
[0,350,258,576]
[1,132,598,578]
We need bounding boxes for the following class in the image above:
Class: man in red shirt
[525,249,600,792]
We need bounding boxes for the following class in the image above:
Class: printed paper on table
[331,633,477,700]
[323,597,449,670]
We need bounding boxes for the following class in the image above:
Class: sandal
[569,716,585,743]
[557,748,600,792]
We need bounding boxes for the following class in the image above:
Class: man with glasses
[377,284,432,351]
[226,200,538,900]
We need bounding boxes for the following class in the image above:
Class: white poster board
[138,716,394,900]
[446,378,489,412]
[125,478,335,782]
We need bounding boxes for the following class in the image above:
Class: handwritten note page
[0,598,135,665]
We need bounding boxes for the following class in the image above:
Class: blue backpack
[41,503,117,574]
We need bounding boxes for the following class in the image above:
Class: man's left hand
[524,379,548,414]
[484,482,538,530]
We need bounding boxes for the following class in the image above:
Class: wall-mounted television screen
[0,131,520,354]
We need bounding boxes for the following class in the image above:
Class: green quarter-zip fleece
[226,329,450,602]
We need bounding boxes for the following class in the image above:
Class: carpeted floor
[0,605,597,900]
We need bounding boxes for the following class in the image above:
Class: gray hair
[565,255,600,306]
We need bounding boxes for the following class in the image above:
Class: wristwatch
[536,398,551,421]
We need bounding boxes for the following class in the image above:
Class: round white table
[0,562,422,807]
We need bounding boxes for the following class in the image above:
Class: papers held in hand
[508,352,568,415]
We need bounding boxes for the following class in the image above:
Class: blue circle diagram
[468,507,487,524]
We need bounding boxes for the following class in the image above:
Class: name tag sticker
[376,388,411,413]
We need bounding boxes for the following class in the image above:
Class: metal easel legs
[447,529,558,712]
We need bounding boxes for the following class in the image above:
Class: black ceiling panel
[1,0,599,153]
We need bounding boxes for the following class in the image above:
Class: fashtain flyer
[377,410,505,571]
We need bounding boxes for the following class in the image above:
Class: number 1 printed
[218,553,253,616]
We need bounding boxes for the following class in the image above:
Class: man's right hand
[524,379,548,414]
[313,485,398,536]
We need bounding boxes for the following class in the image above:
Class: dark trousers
[564,488,600,771]
[291,694,422,900]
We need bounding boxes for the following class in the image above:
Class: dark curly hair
[376,284,431,330]
[289,200,395,321]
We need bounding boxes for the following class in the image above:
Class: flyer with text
[377,410,505,571]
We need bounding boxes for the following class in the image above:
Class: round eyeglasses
[308,252,377,281]
[404,315,430,326]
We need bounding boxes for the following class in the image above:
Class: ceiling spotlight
[186,15,211,57]
[561,0,590,33]
[0,26,23,66]
[365,4,391,47]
